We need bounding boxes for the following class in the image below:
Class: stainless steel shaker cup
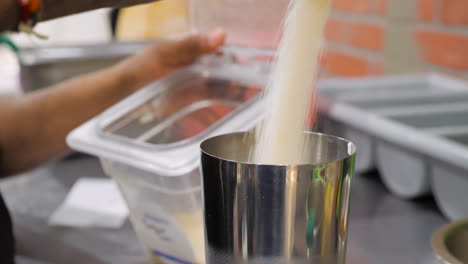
[200,132,356,264]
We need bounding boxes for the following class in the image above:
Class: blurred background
[12,0,468,70]
[1,0,468,263]
[322,0,467,79]
[1,0,467,95]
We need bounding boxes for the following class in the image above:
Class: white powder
[173,211,206,264]
[148,210,205,264]
[254,0,331,164]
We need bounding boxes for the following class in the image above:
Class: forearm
[0,0,19,31]
[0,65,139,177]
[0,0,156,32]
[40,0,108,21]
[40,0,157,21]
[0,32,225,177]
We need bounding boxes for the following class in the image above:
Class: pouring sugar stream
[175,0,333,262]
[253,0,331,164]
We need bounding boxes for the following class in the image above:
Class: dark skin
[0,0,227,177]
[0,0,158,31]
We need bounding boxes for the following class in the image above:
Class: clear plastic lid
[67,58,267,176]
[100,69,262,148]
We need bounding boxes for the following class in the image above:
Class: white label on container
[130,202,203,264]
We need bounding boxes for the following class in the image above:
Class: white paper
[49,178,129,229]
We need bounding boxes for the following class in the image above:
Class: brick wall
[321,0,468,79]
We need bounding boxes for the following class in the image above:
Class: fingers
[207,28,226,52]
[114,28,227,90]
[154,29,226,68]
[175,28,226,54]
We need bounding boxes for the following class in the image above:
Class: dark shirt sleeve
[0,192,15,264]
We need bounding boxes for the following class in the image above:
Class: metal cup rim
[200,131,356,167]
[431,219,468,264]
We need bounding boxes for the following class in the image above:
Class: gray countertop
[0,155,446,264]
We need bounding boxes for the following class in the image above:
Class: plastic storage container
[68,59,268,263]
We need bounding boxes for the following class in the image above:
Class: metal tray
[17,41,273,93]
[317,74,466,173]
[18,42,148,92]
[317,74,468,220]
[347,92,468,110]
[374,108,468,198]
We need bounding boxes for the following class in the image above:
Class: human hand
[114,29,226,91]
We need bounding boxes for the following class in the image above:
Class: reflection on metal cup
[200,132,356,264]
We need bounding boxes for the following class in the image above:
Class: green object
[306,209,315,247]
[312,165,327,182]
[0,35,19,53]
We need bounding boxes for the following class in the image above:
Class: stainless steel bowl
[431,220,468,264]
